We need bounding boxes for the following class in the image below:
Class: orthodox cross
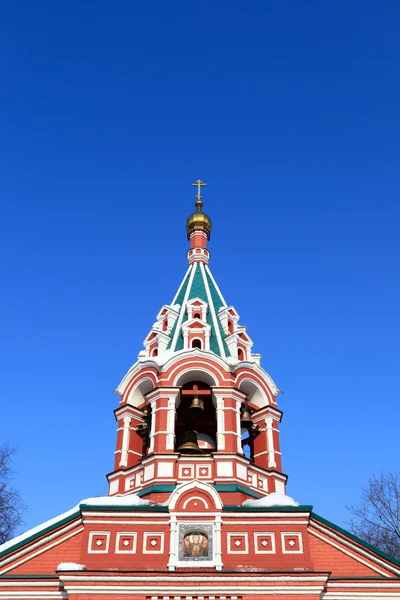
[191,179,207,203]
[181,383,211,398]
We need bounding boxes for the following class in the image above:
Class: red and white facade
[1,187,399,598]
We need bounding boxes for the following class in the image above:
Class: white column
[168,516,178,571]
[166,395,178,450]
[183,331,189,349]
[265,416,277,468]
[215,396,225,450]
[149,398,156,453]
[235,399,242,454]
[120,416,132,467]
[204,330,211,351]
[214,516,223,571]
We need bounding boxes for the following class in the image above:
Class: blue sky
[1,1,399,534]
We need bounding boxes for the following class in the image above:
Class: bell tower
[107,182,287,503]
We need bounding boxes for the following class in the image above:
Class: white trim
[254,532,276,554]
[227,532,249,554]
[84,520,167,525]
[328,583,400,588]
[200,262,226,358]
[168,480,223,510]
[309,528,390,577]
[311,519,400,575]
[281,531,303,554]
[182,496,209,510]
[143,532,164,554]
[115,532,137,554]
[59,575,328,582]
[59,586,326,595]
[88,531,110,554]
[205,264,227,307]
[171,265,191,304]
[0,526,84,575]
[171,263,197,351]
[0,595,67,599]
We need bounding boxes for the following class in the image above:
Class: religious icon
[183,532,208,558]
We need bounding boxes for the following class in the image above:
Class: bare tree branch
[0,444,26,545]
[347,472,400,560]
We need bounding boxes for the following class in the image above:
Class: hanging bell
[142,406,151,422]
[136,423,148,437]
[178,429,203,454]
[189,396,204,413]
[240,408,253,429]
[250,423,261,436]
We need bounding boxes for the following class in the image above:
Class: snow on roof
[80,494,150,506]
[0,504,80,554]
[57,562,86,571]
[0,493,150,555]
[242,492,299,507]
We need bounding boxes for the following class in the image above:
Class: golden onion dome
[186,199,212,240]
[186,179,212,240]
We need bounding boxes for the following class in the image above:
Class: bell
[136,423,148,437]
[178,430,203,454]
[189,396,204,413]
[240,408,253,429]
[142,406,151,421]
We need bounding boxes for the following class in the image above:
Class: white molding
[311,519,400,575]
[61,585,326,595]
[0,526,84,575]
[227,532,249,554]
[170,262,197,351]
[115,532,137,554]
[59,575,329,583]
[281,532,303,554]
[309,528,391,577]
[171,265,191,305]
[182,496,209,510]
[205,264,227,307]
[254,532,276,554]
[143,532,164,554]
[168,480,223,510]
[88,531,110,554]
[200,262,226,358]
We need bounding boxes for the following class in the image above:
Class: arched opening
[191,338,202,349]
[241,427,254,461]
[151,348,158,357]
[175,381,216,454]
[237,348,244,360]
[193,312,201,319]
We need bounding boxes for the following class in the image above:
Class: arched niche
[174,368,218,388]
[127,377,155,407]
[237,378,268,408]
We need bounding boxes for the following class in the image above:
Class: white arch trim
[182,496,209,510]
[167,480,223,510]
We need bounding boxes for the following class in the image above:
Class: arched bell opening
[136,403,153,458]
[175,381,217,454]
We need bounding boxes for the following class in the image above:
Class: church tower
[1,181,399,598]
[108,179,286,505]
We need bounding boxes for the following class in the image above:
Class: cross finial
[191,179,207,211]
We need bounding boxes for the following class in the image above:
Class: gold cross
[191,179,207,202]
